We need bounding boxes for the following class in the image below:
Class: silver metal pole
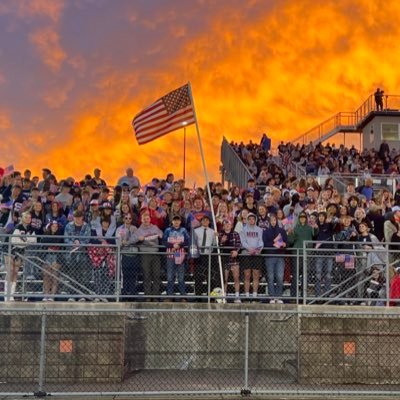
[187,82,225,299]
[207,252,211,304]
[183,124,187,181]
[244,312,249,391]
[303,244,307,305]
[386,244,390,307]
[296,250,299,305]
[116,242,121,303]
[38,313,47,393]
[5,239,12,301]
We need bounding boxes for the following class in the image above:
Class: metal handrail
[220,137,253,188]
[293,94,400,146]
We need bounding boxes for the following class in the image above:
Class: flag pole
[187,82,226,302]
[182,122,187,181]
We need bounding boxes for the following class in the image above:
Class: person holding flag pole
[132,83,226,302]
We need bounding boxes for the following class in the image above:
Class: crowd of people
[1,136,400,305]
[233,137,400,178]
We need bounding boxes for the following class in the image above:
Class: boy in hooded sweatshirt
[288,211,315,300]
[239,213,264,300]
[263,213,288,303]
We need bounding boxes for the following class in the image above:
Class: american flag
[132,84,195,145]
[3,165,14,176]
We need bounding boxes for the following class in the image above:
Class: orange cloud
[29,26,67,72]
[4,0,400,187]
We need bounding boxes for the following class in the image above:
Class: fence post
[303,243,307,305]
[296,250,300,305]
[207,252,211,304]
[36,312,47,397]
[115,242,121,303]
[243,312,250,394]
[386,243,390,307]
[5,239,12,301]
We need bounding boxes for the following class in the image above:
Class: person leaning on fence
[365,266,386,306]
[136,211,163,300]
[263,213,288,304]
[162,216,190,300]
[63,209,91,301]
[89,218,116,301]
[239,213,264,301]
[115,212,140,301]
[5,211,37,301]
[42,220,63,301]
[356,221,388,305]
[192,215,218,300]
[390,266,400,306]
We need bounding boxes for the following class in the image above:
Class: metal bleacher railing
[297,173,400,196]
[220,137,253,188]
[220,137,305,187]
[1,234,400,306]
[292,94,400,146]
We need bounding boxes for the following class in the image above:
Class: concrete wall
[1,303,400,388]
[299,313,400,385]
[124,305,298,372]
[0,311,125,384]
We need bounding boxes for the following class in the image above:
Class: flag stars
[163,85,192,114]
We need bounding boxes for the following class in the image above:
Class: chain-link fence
[2,235,400,306]
[1,306,400,397]
[303,241,400,307]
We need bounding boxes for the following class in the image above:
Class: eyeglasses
[124,217,132,221]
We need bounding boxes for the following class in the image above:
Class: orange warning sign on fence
[343,341,356,355]
[60,340,73,353]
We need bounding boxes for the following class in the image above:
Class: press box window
[381,123,399,141]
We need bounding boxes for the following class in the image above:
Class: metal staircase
[292,94,400,145]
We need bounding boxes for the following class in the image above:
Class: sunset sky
[1,0,399,187]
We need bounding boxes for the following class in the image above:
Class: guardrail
[220,137,254,188]
[1,235,400,306]
[279,172,400,196]
[293,94,400,146]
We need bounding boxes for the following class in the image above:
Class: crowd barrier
[1,235,400,306]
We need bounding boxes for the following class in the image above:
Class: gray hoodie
[239,215,264,253]
[136,223,162,252]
